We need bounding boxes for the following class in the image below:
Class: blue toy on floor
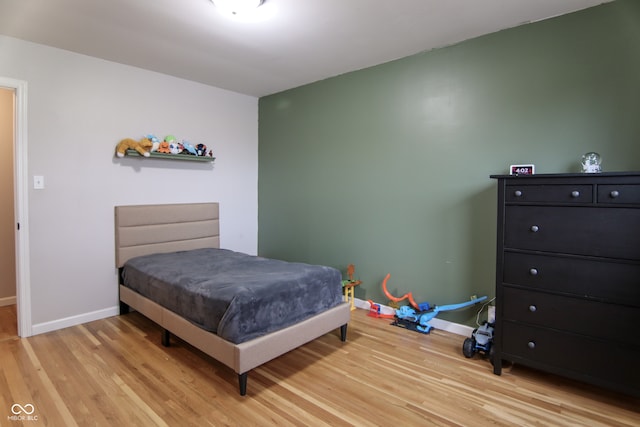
[393,296,488,334]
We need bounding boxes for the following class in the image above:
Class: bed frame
[115,202,350,395]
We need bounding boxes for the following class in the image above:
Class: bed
[115,202,350,395]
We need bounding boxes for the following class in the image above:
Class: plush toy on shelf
[181,140,198,156]
[195,143,207,156]
[169,141,183,155]
[156,140,171,153]
[145,134,161,153]
[115,137,154,157]
[145,134,160,143]
[158,135,177,154]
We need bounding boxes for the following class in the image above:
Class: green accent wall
[258,0,640,325]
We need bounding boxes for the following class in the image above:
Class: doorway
[0,77,31,337]
[0,87,16,339]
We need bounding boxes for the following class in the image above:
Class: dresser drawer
[501,321,639,392]
[504,206,640,260]
[502,252,640,306]
[597,184,640,205]
[506,184,592,203]
[502,287,640,345]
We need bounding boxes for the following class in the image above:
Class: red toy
[367,300,396,319]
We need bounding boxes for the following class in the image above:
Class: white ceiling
[0,0,611,97]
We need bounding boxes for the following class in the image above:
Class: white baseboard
[31,306,120,336]
[355,298,474,337]
[28,299,475,338]
[0,296,17,307]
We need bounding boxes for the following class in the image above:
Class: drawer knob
[610,190,620,198]
[530,225,539,232]
[527,341,536,349]
[529,305,537,312]
[571,190,580,198]
[529,268,538,276]
[514,190,523,197]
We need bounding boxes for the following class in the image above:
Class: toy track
[381,273,419,310]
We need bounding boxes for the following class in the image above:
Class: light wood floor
[0,303,17,342]
[0,306,638,426]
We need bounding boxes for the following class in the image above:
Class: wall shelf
[124,149,215,162]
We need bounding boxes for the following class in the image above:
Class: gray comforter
[121,248,343,344]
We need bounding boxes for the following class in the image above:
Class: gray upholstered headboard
[115,202,220,268]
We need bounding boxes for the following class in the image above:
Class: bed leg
[162,329,171,347]
[238,372,248,396]
[340,324,348,342]
[119,301,130,315]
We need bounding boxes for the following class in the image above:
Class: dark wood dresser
[490,172,640,396]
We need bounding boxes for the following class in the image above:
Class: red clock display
[510,164,535,175]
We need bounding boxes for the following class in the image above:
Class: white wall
[0,35,258,333]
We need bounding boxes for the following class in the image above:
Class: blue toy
[463,321,494,359]
[181,140,198,156]
[145,134,160,143]
[393,296,488,334]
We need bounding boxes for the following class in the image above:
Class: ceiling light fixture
[211,0,264,15]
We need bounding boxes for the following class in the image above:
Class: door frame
[1,77,31,337]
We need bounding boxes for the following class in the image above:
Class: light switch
[33,175,44,189]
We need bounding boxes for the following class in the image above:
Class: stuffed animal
[145,134,160,143]
[169,142,183,155]
[181,140,198,156]
[145,134,161,152]
[195,143,207,156]
[157,141,171,153]
[116,138,153,157]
